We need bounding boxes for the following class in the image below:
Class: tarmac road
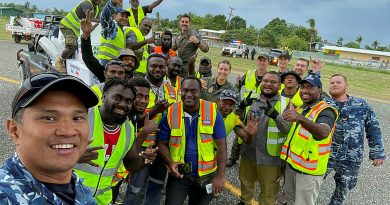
[0,41,389,205]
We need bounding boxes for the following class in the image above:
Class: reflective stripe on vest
[127,6,145,27]
[244,69,260,98]
[75,106,135,204]
[126,26,148,73]
[91,84,103,106]
[97,23,125,61]
[167,100,218,176]
[60,0,99,36]
[280,101,338,175]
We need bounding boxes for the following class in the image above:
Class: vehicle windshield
[228,44,239,48]
[269,50,283,57]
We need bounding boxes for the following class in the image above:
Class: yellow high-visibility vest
[97,23,125,61]
[61,0,99,36]
[167,100,218,176]
[125,26,149,73]
[75,106,135,204]
[280,101,338,175]
[127,6,145,27]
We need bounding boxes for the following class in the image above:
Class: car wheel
[18,63,28,87]
[14,35,22,44]
[233,53,237,58]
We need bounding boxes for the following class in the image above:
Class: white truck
[6,16,44,43]
[221,40,248,58]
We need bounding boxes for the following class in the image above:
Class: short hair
[330,74,348,83]
[140,17,152,24]
[297,58,310,67]
[180,13,191,21]
[218,60,232,70]
[181,75,202,90]
[162,30,172,38]
[148,52,167,62]
[129,77,151,89]
[13,108,24,123]
[103,77,136,97]
[264,71,281,83]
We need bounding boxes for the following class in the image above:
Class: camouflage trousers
[325,160,360,205]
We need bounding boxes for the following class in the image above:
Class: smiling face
[257,57,269,71]
[179,16,190,33]
[283,74,299,89]
[216,62,231,82]
[294,60,309,77]
[161,34,172,49]
[102,85,134,124]
[114,12,129,27]
[104,64,126,81]
[278,57,290,70]
[329,75,348,98]
[181,79,201,109]
[147,57,166,83]
[168,56,183,77]
[199,61,211,74]
[300,82,322,105]
[121,56,136,74]
[133,86,150,113]
[217,99,236,118]
[139,19,152,36]
[6,90,89,177]
[260,73,280,98]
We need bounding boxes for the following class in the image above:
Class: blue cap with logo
[300,75,322,88]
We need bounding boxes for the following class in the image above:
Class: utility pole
[225,6,235,31]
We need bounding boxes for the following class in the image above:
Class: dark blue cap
[300,75,322,88]
[115,8,130,16]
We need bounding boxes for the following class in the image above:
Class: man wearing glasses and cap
[1,73,99,204]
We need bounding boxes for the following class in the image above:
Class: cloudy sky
[7,0,390,47]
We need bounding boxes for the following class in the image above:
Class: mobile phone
[178,162,192,174]
[154,32,160,40]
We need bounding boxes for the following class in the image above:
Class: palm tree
[337,37,343,46]
[356,36,363,47]
[306,18,316,51]
[372,40,379,50]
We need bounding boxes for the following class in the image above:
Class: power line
[226,6,235,31]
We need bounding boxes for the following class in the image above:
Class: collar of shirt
[145,75,166,101]
[184,111,199,126]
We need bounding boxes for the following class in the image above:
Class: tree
[228,16,246,30]
[344,42,360,49]
[356,35,363,47]
[306,18,317,51]
[337,37,343,46]
[372,40,379,50]
[279,35,308,51]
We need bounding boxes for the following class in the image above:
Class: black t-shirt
[42,178,76,205]
[301,106,336,141]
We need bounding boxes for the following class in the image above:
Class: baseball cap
[200,56,211,64]
[281,70,302,82]
[118,49,140,69]
[300,75,322,88]
[12,73,99,118]
[114,8,130,16]
[257,53,269,60]
[278,53,290,59]
[220,90,240,104]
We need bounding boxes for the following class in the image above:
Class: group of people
[0,0,386,205]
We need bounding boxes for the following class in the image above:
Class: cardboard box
[66,59,100,86]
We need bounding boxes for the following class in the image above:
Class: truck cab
[221,40,247,58]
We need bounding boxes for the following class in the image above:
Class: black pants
[165,174,214,205]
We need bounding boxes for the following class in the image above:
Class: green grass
[197,47,390,103]
[0,17,12,41]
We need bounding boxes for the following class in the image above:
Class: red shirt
[153,46,176,62]
[103,125,121,161]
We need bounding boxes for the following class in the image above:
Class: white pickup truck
[6,16,44,43]
[221,41,248,58]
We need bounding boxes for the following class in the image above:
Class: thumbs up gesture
[282,100,300,122]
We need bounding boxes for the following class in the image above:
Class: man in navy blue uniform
[326,74,386,205]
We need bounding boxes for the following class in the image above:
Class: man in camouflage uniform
[326,74,386,205]
[0,73,99,204]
